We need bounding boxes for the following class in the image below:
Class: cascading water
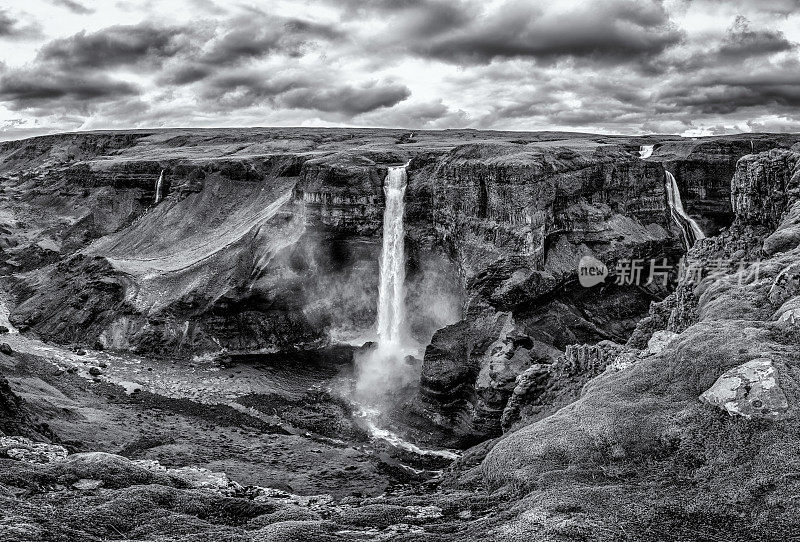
[665,171,705,248]
[353,163,460,459]
[639,145,654,159]
[354,163,414,396]
[376,165,407,347]
[154,170,164,204]
[0,294,18,334]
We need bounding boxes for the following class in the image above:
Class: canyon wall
[2,129,800,446]
[475,145,800,538]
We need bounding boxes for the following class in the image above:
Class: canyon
[1,128,800,541]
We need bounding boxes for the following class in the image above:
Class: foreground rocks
[0,442,501,542]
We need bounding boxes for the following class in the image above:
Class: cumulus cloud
[0,68,138,111]
[48,0,94,15]
[38,24,193,69]
[405,0,683,64]
[718,16,795,58]
[0,0,798,135]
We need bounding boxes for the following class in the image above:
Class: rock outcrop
[699,358,790,420]
[476,146,800,541]
[411,144,682,444]
[652,135,800,235]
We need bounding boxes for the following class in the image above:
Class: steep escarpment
[2,134,459,358]
[408,143,683,445]
[650,135,800,235]
[472,148,800,541]
[0,129,770,419]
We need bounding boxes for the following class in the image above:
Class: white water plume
[0,294,18,334]
[665,171,705,248]
[355,164,417,397]
[376,165,408,347]
[154,170,164,204]
[639,145,654,159]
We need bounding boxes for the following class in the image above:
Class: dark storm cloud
[200,69,410,115]
[49,0,94,15]
[0,68,138,110]
[404,0,683,64]
[718,16,795,58]
[280,83,411,115]
[201,17,342,64]
[39,23,192,69]
[659,61,800,114]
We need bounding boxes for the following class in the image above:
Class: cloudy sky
[1,0,799,140]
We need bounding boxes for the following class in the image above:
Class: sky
[1,0,799,140]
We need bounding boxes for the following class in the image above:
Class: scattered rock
[88,367,103,376]
[645,330,678,356]
[700,358,790,420]
[72,478,104,491]
[53,452,166,489]
[606,351,638,372]
[133,460,244,496]
[0,436,68,463]
[0,326,8,334]
[0,343,12,355]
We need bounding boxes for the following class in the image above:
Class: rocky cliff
[2,129,799,444]
[471,146,800,540]
[648,135,800,235]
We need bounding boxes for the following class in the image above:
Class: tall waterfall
[376,165,407,346]
[154,170,164,204]
[639,145,654,159]
[665,171,705,248]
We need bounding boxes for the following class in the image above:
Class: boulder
[768,263,800,307]
[0,436,68,463]
[764,201,800,256]
[50,452,167,489]
[72,478,103,491]
[699,358,790,420]
[645,330,678,356]
[0,343,12,355]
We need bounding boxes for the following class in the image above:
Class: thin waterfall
[154,170,164,204]
[0,295,18,334]
[665,170,705,248]
[376,164,407,347]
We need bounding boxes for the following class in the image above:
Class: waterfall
[376,165,407,347]
[154,170,164,204]
[665,171,705,248]
[0,295,18,334]
[639,145,654,159]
